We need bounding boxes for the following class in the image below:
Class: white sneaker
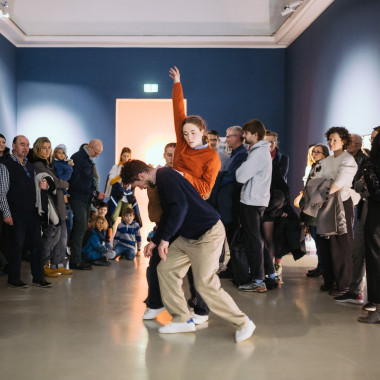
[235,319,256,343]
[142,307,165,320]
[192,314,209,325]
[158,319,196,334]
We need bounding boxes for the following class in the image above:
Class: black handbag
[229,228,251,286]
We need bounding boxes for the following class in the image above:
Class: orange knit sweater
[172,82,220,197]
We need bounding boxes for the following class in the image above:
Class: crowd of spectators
[1,74,380,335]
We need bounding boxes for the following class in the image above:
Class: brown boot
[56,267,73,275]
[44,264,61,278]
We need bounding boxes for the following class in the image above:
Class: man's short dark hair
[208,130,219,138]
[164,142,176,152]
[120,159,151,185]
[13,135,22,144]
[373,126,380,132]
[242,119,266,141]
[97,201,108,209]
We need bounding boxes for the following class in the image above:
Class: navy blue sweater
[151,167,220,244]
[3,157,36,214]
[69,146,95,203]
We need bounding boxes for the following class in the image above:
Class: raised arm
[169,66,180,84]
[169,66,186,142]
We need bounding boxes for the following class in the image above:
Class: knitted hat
[54,144,67,157]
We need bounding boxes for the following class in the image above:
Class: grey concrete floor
[1,254,379,380]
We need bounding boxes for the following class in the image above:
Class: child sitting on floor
[113,207,141,260]
[96,201,114,248]
[82,216,116,266]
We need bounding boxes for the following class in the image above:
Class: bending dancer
[121,160,255,342]
[142,143,176,320]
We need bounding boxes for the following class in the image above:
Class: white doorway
[115,98,186,242]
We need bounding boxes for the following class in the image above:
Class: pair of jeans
[66,205,73,245]
[349,201,367,294]
[113,243,135,260]
[309,226,323,272]
[145,246,164,309]
[8,210,44,282]
[41,224,62,266]
[239,203,266,281]
[50,223,68,268]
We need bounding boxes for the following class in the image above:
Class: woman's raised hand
[169,66,180,83]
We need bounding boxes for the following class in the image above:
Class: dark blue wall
[16,48,285,187]
[0,33,17,141]
[286,0,380,196]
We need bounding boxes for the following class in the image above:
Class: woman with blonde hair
[32,137,73,277]
[105,147,142,228]
[301,143,330,278]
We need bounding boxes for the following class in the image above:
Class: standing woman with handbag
[32,137,73,277]
[314,127,357,295]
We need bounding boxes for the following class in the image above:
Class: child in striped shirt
[113,207,141,260]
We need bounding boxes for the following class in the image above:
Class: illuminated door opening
[115,98,186,239]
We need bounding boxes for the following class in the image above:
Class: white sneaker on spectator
[235,319,256,343]
[142,307,165,320]
[192,314,209,325]
[158,319,196,334]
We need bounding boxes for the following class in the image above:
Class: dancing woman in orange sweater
[169,66,220,198]
[142,69,221,322]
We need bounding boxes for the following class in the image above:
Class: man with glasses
[207,129,229,170]
[347,134,367,185]
[208,126,248,278]
[209,126,247,244]
[69,139,105,270]
[0,136,51,287]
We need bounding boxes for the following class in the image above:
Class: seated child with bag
[82,216,116,266]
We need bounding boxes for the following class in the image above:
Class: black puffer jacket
[364,160,380,204]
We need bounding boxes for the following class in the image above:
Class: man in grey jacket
[235,119,272,292]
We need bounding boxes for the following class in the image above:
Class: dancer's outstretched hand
[169,66,180,83]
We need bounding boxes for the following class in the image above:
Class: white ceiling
[0,0,334,48]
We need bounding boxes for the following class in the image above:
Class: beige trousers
[157,220,248,326]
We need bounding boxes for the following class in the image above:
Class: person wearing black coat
[68,140,105,270]
[358,131,380,323]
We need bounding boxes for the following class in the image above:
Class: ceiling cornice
[274,0,334,46]
[0,0,334,49]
